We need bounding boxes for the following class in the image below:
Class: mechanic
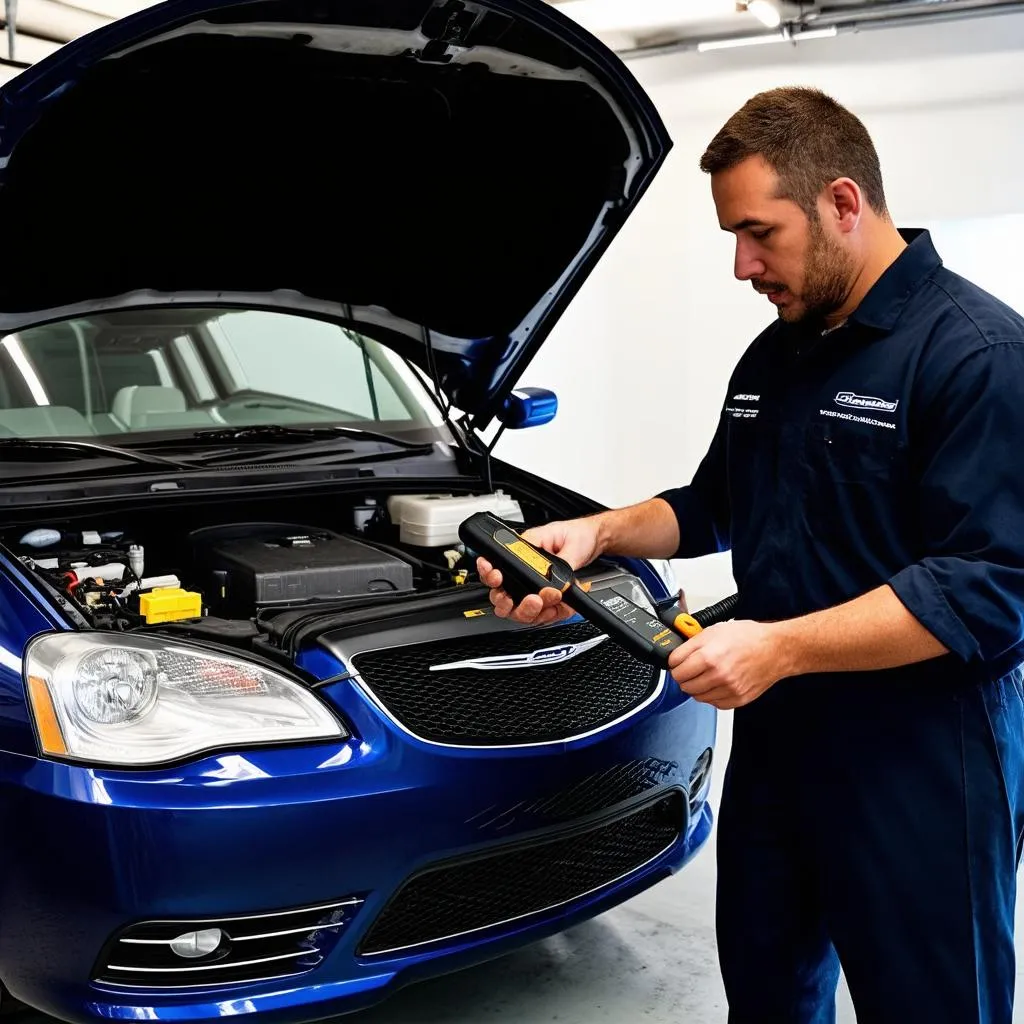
[478,86,1024,1024]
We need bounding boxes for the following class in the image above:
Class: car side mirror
[498,387,558,429]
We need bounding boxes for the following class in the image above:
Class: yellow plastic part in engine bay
[139,587,203,624]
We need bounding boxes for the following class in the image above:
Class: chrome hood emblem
[429,634,609,672]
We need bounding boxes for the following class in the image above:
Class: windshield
[0,309,449,442]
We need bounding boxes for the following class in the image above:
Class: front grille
[352,621,660,745]
[358,791,683,957]
[94,898,363,990]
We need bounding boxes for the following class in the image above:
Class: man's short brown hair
[699,87,888,218]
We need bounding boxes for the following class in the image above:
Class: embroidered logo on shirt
[726,393,760,419]
[833,391,898,413]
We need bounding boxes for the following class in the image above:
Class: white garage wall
[923,216,1024,317]
[493,10,1024,607]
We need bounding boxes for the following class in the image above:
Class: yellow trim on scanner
[504,539,552,578]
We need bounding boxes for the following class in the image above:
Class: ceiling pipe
[806,0,1022,26]
[619,0,1024,59]
[0,0,109,48]
[2,0,1021,66]
[5,0,15,61]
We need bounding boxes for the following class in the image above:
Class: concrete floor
[17,711,1024,1023]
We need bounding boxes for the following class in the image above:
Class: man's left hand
[667,620,784,710]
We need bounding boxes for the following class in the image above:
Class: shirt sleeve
[888,341,1024,667]
[654,402,731,560]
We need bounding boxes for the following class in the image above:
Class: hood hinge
[456,411,506,494]
[416,1,482,63]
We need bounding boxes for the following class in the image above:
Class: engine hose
[692,592,739,629]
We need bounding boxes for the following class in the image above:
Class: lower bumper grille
[467,757,682,837]
[358,791,684,957]
[94,898,363,990]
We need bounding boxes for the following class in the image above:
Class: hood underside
[0,0,671,423]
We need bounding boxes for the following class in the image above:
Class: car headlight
[25,632,345,766]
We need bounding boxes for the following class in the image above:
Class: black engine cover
[189,522,414,617]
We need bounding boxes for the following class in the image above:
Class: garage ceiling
[2,0,1023,75]
[554,0,1024,56]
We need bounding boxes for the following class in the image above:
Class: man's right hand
[476,517,603,625]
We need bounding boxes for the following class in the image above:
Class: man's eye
[751,229,773,241]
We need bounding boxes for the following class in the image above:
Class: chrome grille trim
[106,950,318,973]
[95,971,309,992]
[233,925,333,942]
[95,897,363,990]
[119,922,341,945]
[117,898,362,930]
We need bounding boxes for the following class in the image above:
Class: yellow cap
[673,612,703,639]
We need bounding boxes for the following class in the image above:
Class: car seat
[109,385,217,431]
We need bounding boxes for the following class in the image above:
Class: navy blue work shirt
[658,229,1024,685]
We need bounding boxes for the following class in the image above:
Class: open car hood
[0,0,671,427]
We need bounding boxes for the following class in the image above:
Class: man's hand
[476,517,603,625]
[666,584,949,710]
[475,498,683,626]
[667,619,786,710]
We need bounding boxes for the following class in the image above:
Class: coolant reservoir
[387,492,524,547]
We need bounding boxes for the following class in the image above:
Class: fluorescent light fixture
[746,0,782,29]
[557,0,737,35]
[59,0,155,18]
[2,335,49,406]
[697,25,838,51]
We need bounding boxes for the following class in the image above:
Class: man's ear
[823,177,862,234]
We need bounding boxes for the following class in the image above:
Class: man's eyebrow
[722,218,769,232]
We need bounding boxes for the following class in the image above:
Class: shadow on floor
[347,903,725,1024]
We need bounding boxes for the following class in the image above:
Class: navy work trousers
[715,669,1024,1024]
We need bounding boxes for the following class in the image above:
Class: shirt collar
[849,227,943,332]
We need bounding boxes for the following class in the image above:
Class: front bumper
[0,674,715,1024]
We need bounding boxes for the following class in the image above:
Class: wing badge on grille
[429,634,609,672]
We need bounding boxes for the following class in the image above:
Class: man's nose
[734,241,766,282]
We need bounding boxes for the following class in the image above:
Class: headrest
[112,385,187,427]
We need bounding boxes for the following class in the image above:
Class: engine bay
[4,488,539,650]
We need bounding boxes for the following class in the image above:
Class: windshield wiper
[0,438,194,470]
[184,430,437,468]
[190,424,434,450]
[217,442,438,468]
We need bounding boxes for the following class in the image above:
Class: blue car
[0,1,716,1020]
